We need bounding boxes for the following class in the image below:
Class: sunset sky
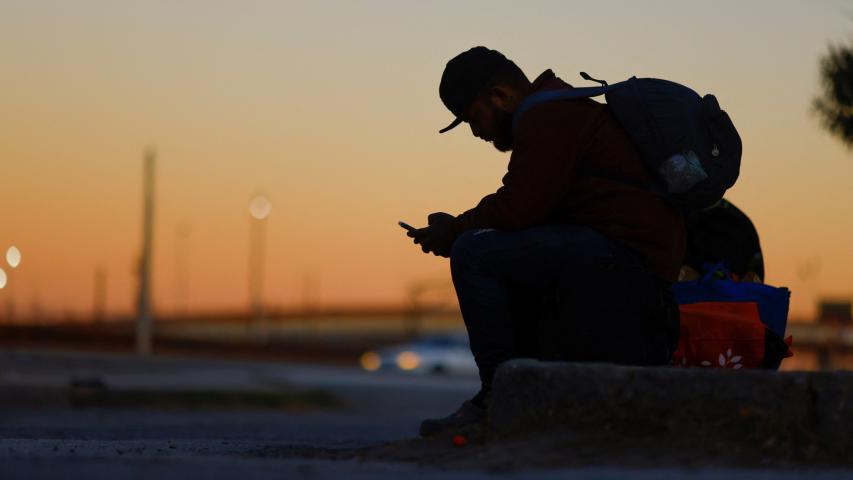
[1,0,851,320]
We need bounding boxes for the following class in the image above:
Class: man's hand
[407,212,458,258]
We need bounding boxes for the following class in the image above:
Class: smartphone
[398,221,416,232]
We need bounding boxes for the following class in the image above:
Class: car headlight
[396,351,421,371]
[360,351,381,371]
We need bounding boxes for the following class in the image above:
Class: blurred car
[360,332,477,376]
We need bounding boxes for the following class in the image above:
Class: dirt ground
[251,422,851,472]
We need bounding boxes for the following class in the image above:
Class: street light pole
[248,194,271,324]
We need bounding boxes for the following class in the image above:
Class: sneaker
[419,399,486,437]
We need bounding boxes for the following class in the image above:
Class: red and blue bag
[671,263,793,369]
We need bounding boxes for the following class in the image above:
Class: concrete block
[810,371,853,454]
[489,359,849,457]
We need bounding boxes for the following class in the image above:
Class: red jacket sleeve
[451,102,592,234]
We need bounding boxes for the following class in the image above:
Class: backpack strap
[511,79,666,198]
[512,87,607,131]
[512,82,629,131]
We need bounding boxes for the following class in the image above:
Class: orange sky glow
[1,0,851,321]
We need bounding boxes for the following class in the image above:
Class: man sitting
[407,47,685,436]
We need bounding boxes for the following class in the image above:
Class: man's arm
[450,104,590,235]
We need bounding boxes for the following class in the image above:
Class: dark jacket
[449,70,685,281]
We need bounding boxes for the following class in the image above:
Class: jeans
[450,225,678,387]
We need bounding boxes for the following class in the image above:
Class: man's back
[453,69,685,281]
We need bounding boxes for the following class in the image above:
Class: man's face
[462,94,514,152]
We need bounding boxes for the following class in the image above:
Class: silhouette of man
[408,47,684,436]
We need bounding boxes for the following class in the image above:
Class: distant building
[818,300,852,324]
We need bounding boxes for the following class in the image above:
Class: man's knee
[450,228,496,274]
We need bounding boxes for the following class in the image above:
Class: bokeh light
[0,268,6,289]
[359,351,381,371]
[6,246,21,268]
[396,351,421,371]
[249,195,271,220]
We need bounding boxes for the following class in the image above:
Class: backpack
[512,72,742,210]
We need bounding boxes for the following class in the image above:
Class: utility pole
[30,285,42,324]
[174,220,191,318]
[0,268,8,324]
[1,247,20,324]
[302,273,320,313]
[136,147,156,355]
[93,266,106,323]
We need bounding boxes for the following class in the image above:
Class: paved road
[0,349,850,479]
[0,348,480,441]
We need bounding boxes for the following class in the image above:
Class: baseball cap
[438,46,516,134]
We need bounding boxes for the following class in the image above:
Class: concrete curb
[489,359,853,456]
